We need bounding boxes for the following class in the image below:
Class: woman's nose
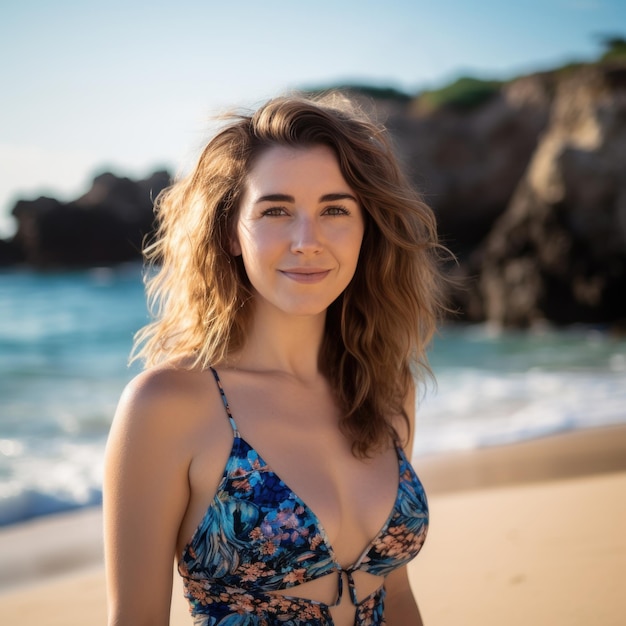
[290,216,322,254]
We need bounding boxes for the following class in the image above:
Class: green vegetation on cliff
[415,76,502,112]
[600,36,626,62]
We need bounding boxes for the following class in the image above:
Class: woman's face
[233,144,365,319]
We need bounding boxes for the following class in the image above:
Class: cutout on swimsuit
[178,368,428,625]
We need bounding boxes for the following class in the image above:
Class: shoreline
[414,422,626,493]
[1,424,625,625]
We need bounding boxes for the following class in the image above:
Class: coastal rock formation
[386,74,553,255]
[10,170,170,267]
[0,235,22,265]
[465,64,626,326]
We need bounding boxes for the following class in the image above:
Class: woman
[104,94,445,626]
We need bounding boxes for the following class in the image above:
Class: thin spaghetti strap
[209,367,239,436]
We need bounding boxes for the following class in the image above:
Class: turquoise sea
[1,266,625,526]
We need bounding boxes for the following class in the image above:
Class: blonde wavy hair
[133,93,447,457]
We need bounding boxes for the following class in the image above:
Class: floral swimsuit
[178,368,429,625]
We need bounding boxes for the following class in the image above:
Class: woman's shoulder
[113,362,224,442]
[105,362,236,524]
[121,362,199,406]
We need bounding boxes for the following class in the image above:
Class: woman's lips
[279,269,331,283]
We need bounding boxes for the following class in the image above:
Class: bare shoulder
[118,365,205,413]
[110,364,224,451]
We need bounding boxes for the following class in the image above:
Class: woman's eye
[323,205,349,216]
[261,207,287,217]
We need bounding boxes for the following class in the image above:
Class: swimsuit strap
[209,367,239,436]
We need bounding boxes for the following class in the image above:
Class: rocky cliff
[456,64,626,328]
[6,170,170,267]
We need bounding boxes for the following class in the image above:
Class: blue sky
[1,0,624,235]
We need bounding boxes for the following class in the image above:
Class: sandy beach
[1,425,625,625]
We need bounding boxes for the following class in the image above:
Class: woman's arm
[385,566,424,625]
[103,370,193,626]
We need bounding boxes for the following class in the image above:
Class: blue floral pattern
[177,370,428,625]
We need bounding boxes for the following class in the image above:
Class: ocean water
[1,267,625,526]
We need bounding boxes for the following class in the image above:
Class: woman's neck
[229,302,327,382]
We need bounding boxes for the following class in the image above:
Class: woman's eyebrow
[320,193,358,203]
[255,192,358,204]
[255,193,294,204]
